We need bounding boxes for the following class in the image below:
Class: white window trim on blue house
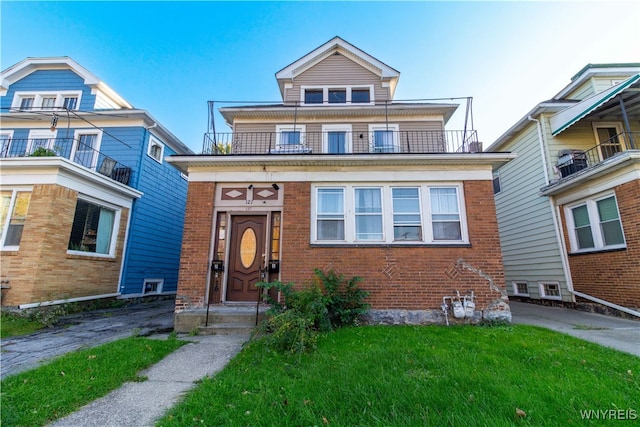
[26,129,58,155]
[71,129,103,170]
[147,136,165,163]
[11,90,82,111]
[1,130,13,156]
[311,183,468,245]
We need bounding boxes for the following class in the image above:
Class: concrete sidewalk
[49,333,249,427]
[510,301,640,357]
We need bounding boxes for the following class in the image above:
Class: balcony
[556,131,639,179]
[0,138,132,186]
[202,130,481,155]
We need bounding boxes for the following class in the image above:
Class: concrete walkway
[49,333,249,427]
[510,301,640,357]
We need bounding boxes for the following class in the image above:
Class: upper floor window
[1,189,31,250]
[322,124,352,154]
[369,124,399,153]
[147,136,165,163]
[566,194,625,253]
[301,85,374,105]
[592,122,625,160]
[274,125,309,153]
[304,89,323,104]
[12,91,82,111]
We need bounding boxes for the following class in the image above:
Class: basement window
[143,279,164,294]
[539,282,561,300]
[512,282,529,296]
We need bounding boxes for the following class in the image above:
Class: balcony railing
[202,130,481,155]
[556,131,639,178]
[0,137,132,186]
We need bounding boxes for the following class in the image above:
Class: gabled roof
[1,57,133,109]
[274,36,401,99]
[553,63,640,100]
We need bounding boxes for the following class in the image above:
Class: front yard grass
[159,325,639,426]
[1,335,185,426]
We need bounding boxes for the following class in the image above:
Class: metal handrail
[0,137,133,185]
[202,130,480,155]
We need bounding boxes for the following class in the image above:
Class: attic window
[305,89,323,104]
[329,89,346,103]
[12,91,82,111]
[352,89,370,103]
[147,137,165,163]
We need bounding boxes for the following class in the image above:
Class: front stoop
[192,305,268,335]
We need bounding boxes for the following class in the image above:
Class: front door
[226,215,267,301]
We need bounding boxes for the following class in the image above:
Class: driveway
[1,298,175,379]
[510,301,640,357]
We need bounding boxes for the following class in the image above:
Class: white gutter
[528,115,550,183]
[19,292,120,309]
[570,290,640,318]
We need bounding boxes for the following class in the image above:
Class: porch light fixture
[272,183,279,191]
[50,114,59,132]
[248,184,253,189]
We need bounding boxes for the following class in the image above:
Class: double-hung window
[73,130,102,169]
[0,189,31,250]
[392,187,422,241]
[316,188,345,241]
[355,188,383,241]
[312,184,466,244]
[68,198,119,256]
[567,194,625,252]
[430,187,462,241]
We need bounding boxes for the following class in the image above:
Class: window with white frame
[392,187,422,241]
[312,184,467,244]
[143,279,164,294]
[429,187,462,241]
[539,282,561,300]
[147,136,165,163]
[0,189,32,250]
[301,85,374,105]
[512,282,529,296]
[67,198,119,256]
[566,194,625,252]
[12,91,82,111]
[369,124,399,153]
[72,130,102,169]
[275,124,307,152]
[316,188,345,241]
[322,124,352,153]
[1,131,13,157]
[27,129,58,155]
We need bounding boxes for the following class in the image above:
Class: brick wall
[279,181,507,311]
[1,184,128,306]
[175,181,215,311]
[563,180,640,308]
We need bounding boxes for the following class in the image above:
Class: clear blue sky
[2,1,639,153]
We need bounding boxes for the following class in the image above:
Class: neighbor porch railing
[202,130,481,155]
[556,131,639,178]
[0,137,133,186]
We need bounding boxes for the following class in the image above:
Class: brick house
[167,37,515,330]
[487,64,640,316]
[0,57,192,307]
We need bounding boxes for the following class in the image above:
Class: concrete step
[206,311,264,324]
[198,323,256,335]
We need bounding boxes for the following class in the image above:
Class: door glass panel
[239,227,257,268]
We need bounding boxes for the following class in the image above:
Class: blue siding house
[0,57,192,307]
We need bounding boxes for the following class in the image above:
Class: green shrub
[30,146,58,157]
[255,269,369,353]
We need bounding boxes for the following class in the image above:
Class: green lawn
[1,336,186,426]
[159,325,639,426]
[1,312,45,338]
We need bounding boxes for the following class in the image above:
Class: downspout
[528,115,575,300]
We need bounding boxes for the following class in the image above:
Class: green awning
[550,73,640,136]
